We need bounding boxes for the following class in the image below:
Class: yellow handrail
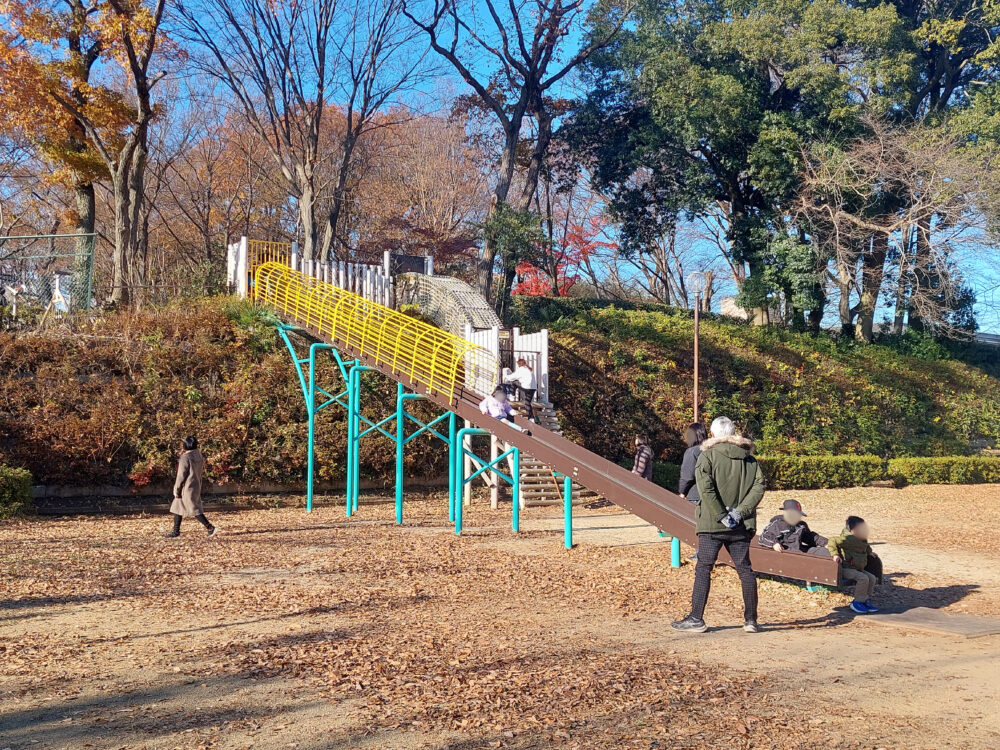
[253,262,498,403]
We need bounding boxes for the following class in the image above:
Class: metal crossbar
[254,262,498,403]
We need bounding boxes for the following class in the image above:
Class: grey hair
[709,416,736,438]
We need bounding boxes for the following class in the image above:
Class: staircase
[509,400,598,507]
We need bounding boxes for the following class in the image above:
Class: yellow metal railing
[254,262,499,403]
[248,240,292,276]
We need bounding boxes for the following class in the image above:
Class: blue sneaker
[849,600,868,614]
[863,601,879,612]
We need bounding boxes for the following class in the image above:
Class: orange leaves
[0,0,170,183]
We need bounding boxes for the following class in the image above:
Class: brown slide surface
[291,323,841,586]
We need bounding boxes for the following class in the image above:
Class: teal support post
[447,413,457,523]
[453,433,463,534]
[346,364,372,516]
[345,367,356,517]
[511,447,520,533]
[395,383,404,524]
[306,345,319,512]
[454,427,519,536]
[563,474,573,549]
[275,325,344,513]
[671,536,681,568]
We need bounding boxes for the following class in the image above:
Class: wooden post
[539,329,549,403]
[694,293,701,423]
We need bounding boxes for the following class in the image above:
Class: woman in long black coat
[678,422,708,505]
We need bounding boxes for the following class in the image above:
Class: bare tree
[403,0,629,310]
[177,0,424,262]
[796,119,999,340]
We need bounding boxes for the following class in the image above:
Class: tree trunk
[478,127,521,302]
[127,144,148,296]
[837,257,853,336]
[487,105,555,314]
[298,181,317,262]
[72,181,96,311]
[110,171,130,306]
[907,216,933,333]
[855,233,887,343]
[321,131,358,263]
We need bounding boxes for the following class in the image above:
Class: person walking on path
[631,434,654,480]
[671,416,764,634]
[503,358,537,423]
[165,436,217,538]
[677,422,707,505]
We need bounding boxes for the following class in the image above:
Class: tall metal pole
[693,292,701,423]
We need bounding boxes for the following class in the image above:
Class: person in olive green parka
[672,416,765,634]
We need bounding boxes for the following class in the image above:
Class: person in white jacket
[503,358,537,422]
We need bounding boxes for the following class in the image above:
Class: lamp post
[686,272,707,423]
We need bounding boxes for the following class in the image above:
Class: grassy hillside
[512,298,1000,468]
[3,296,997,491]
[0,299,448,488]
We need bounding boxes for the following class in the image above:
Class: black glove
[718,508,743,529]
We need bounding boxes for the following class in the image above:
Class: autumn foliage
[0,298,450,487]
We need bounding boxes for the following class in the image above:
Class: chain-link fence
[0,233,96,320]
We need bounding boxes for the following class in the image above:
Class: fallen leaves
[0,497,987,749]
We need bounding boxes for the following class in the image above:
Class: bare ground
[1,484,998,750]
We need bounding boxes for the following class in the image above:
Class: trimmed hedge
[0,465,33,518]
[888,456,1000,485]
[757,455,886,490]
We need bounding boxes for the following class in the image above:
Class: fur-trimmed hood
[699,434,755,453]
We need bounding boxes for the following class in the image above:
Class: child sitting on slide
[479,386,531,435]
[758,499,828,555]
[828,516,881,614]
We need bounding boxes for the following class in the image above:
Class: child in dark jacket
[758,499,828,554]
[828,515,880,614]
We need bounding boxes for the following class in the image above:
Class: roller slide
[289,321,841,587]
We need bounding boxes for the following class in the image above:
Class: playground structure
[0,233,95,319]
[252,260,842,586]
[230,236,579,506]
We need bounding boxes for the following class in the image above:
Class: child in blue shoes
[828,516,880,613]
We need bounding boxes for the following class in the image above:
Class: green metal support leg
[275,325,342,513]
[395,383,404,524]
[511,447,521,533]
[454,427,520,536]
[563,473,573,549]
[671,537,681,568]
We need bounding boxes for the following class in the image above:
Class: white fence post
[290,242,299,272]
[226,239,238,292]
[383,250,391,276]
[236,236,249,299]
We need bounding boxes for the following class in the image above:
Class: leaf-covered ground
[2,487,998,749]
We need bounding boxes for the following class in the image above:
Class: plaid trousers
[690,530,758,622]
